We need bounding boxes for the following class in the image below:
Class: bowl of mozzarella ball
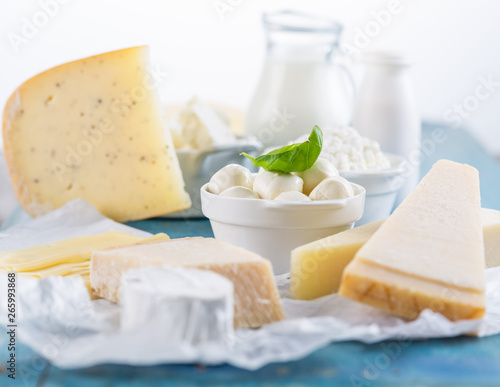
[200,157,366,274]
[293,126,407,225]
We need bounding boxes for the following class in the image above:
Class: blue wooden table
[2,123,500,386]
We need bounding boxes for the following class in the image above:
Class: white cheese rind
[121,266,234,343]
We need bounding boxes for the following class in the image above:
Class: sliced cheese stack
[291,208,500,301]
[2,46,191,222]
[339,160,486,321]
[90,237,285,329]
[0,231,170,291]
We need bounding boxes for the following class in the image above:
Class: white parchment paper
[0,199,499,370]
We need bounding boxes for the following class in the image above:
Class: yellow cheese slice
[0,231,170,277]
[339,160,486,321]
[2,46,191,222]
[90,237,285,329]
[23,261,90,278]
[0,231,145,272]
[290,208,500,300]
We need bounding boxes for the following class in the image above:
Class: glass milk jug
[246,10,355,147]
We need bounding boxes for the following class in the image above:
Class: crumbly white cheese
[169,97,235,149]
[294,126,390,171]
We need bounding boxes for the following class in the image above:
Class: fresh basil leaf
[241,126,323,173]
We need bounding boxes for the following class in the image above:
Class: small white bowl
[200,182,365,274]
[339,153,407,225]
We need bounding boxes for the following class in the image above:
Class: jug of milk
[246,10,355,147]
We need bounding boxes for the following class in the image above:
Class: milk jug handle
[330,43,357,112]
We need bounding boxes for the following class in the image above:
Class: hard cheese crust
[340,160,486,321]
[3,46,191,222]
[90,237,285,329]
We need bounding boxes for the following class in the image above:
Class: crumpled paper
[0,199,499,370]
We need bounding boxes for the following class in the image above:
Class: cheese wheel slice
[2,46,191,222]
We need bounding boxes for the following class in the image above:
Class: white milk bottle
[246,10,355,147]
[353,51,421,205]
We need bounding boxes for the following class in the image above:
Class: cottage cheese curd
[294,126,390,171]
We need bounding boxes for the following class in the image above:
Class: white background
[1,0,500,224]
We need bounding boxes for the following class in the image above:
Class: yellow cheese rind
[339,160,486,321]
[90,237,285,329]
[290,219,384,300]
[2,46,191,222]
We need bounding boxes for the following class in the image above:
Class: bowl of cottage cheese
[292,126,406,225]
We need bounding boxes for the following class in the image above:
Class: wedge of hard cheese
[339,160,486,321]
[90,237,285,329]
[291,208,500,300]
[3,46,191,222]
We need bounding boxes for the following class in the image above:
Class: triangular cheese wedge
[339,159,486,321]
[3,46,191,222]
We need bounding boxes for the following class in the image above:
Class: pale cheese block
[291,208,500,301]
[290,219,385,300]
[339,160,485,321]
[90,237,285,329]
[2,46,191,222]
[482,208,500,269]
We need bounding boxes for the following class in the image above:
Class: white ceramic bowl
[339,153,407,225]
[201,182,365,274]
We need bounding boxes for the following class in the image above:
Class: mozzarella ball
[309,176,354,200]
[253,169,304,200]
[294,158,339,195]
[208,164,253,195]
[219,186,260,199]
[274,191,311,202]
